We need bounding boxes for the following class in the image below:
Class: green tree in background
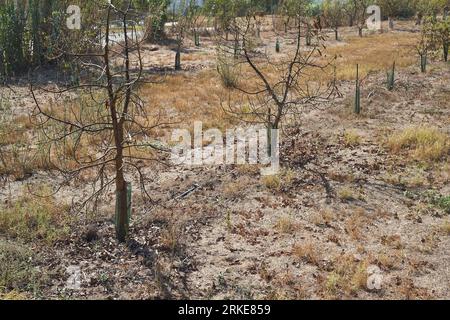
[145,0,170,42]
[323,0,344,40]
[0,1,26,77]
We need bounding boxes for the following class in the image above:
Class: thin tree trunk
[175,43,181,70]
[114,130,128,243]
[444,42,449,62]
[175,29,182,70]
[105,6,129,242]
[285,16,290,33]
[388,17,394,30]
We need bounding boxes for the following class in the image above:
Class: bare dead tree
[30,1,171,242]
[218,10,335,132]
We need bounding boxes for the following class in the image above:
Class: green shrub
[435,195,450,214]
[0,3,26,76]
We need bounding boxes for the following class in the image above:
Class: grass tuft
[292,242,320,266]
[0,187,71,244]
[387,126,449,162]
[344,131,362,147]
[0,241,46,298]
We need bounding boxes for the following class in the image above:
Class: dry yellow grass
[235,163,261,175]
[344,130,362,147]
[322,253,370,297]
[137,28,421,131]
[0,114,32,147]
[292,242,321,266]
[322,32,419,81]
[262,174,281,191]
[0,290,29,300]
[338,186,358,201]
[387,126,450,162]
[344,208,370,241]
[441,220,450,236]
[0,187,71,244]
[310,209,336,227]
[261,169,296,191]
[374,250,403,271]
[275,215,298,233]
[140,70,237,132]
[0,143,55,180]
